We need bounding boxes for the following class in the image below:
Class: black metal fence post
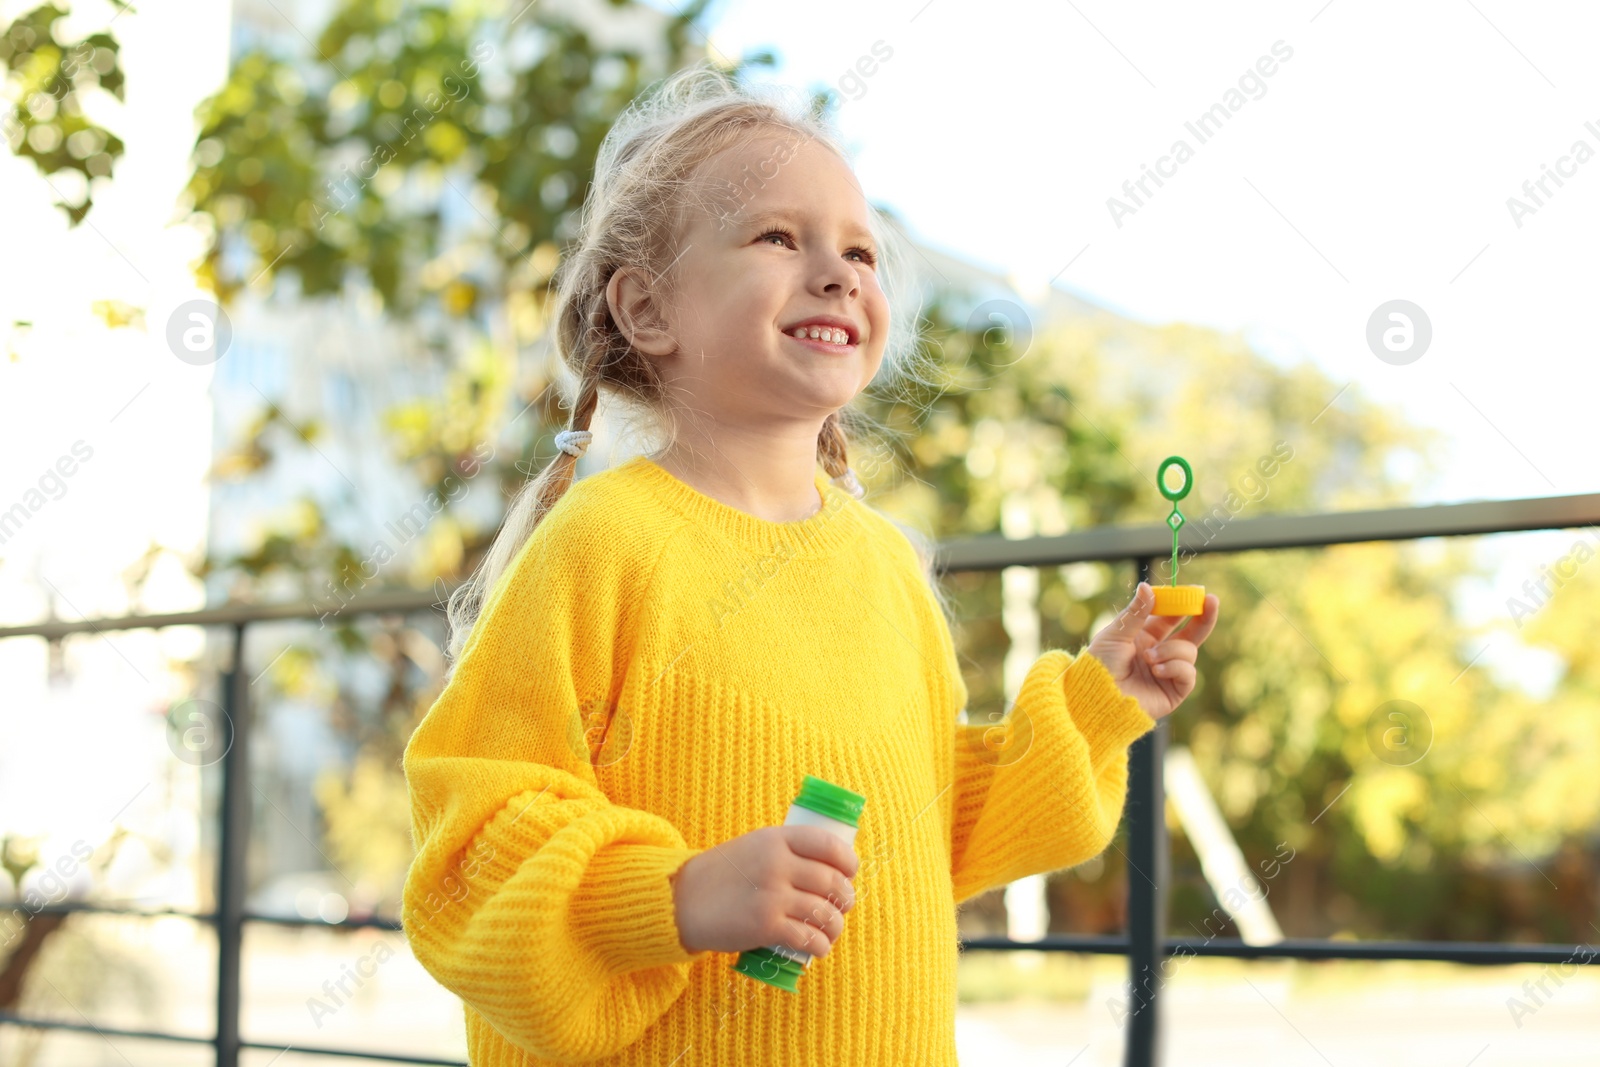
[1124,558,1168,1067]
[216,622,248,1067]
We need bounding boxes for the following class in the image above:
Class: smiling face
[614,131,890,440]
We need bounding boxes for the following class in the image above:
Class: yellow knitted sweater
[401,454,1155,1066]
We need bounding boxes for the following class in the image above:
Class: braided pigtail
[818,411,865,499]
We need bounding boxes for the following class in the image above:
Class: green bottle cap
[733,946,806,993]
[793,775,866,827]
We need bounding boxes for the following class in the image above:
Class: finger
[1146,640,1197,666]
[793,889,845,936]
[791,856,856,914]
[1139,610,1189,645]
[1153,660,1196,690]
[784,891,844,954]
[783,824,859,879]
[780,913,831,957]
[1170,594,1220,647]
[1108,582,1155,638]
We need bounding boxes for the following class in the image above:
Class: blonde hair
[443,61,949,664]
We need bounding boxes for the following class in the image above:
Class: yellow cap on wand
[1154,455,1206,616]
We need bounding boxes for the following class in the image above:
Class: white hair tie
[554,429,592,457]
[831,466,865,499]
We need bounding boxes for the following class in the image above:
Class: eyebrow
[737,209,876,245]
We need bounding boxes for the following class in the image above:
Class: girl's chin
[765,374,866,412]
[726,346,880,401]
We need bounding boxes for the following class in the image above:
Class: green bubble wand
[1152,455,1206,616]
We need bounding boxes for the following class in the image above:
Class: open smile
[780,316,861,352]
[783,331,857,354]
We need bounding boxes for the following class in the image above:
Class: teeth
[790,326,849,344]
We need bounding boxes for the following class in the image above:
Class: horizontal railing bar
[241,1039,467,1065]
[0,1015,467,1065]
[19,901,214,921]
[961,934,1132,953]
[246,911,404,931]
[935,490,1600,572]
[1168,937,1599,965]
[3,491,1598,640]
[0,1011,212,1044]
[962,934,1600,966]
[21,902,402,931]
[0,588,444,641]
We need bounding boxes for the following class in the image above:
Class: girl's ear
[605,266,675,357]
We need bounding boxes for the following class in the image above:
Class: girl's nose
[818,263,859,298]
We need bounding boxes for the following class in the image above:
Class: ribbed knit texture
[401,454,1156,1066]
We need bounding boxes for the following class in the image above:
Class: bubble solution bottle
[731,775,866,994]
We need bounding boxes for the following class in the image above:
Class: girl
[402,63,1219,1066]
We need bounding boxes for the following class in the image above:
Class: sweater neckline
[619,454,861,559]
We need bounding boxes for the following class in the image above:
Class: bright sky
[703,0,1598,513]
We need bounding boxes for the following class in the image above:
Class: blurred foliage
[908,311,1598,945]
[168,1,1598,946]
[0,0,132,224]
[179,0,732,320]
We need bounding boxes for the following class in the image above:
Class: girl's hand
[670,824,858,957]
[1084,581,1220,720]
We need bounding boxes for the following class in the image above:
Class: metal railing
[1,486,1597,1066]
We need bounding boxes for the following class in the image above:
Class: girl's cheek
[868,289,891,330]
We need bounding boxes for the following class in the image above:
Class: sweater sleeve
[944,646,1156,905]
[401,505,706,1064]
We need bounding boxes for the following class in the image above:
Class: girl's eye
[758,227,879,267]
